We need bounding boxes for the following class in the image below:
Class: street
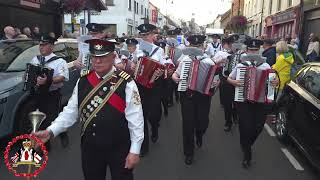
[0,92,319,180]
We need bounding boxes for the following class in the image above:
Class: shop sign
[273,9,296,24]
[20,0,43,8]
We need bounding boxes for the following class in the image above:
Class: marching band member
[70,23,106,69]
[205,34,222,57]
[29,35,69,151]
[34,39,144,180]
[137,23,165,156]
[227,39,279,169]
[172,35,215,165]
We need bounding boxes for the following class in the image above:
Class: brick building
[231,0,245,16]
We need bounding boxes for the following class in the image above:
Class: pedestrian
[33,38,144,180]
[172,35,218,165]
[306,33,320,62]
[272,40,294,99]
[262,39,277,66]
[137,23,165,156]
[29,34,69,151]
[205,34,222,57]
[1,26,15,40]
[227,39,279,169]
[22,27,32,38]
[32,25,41,40]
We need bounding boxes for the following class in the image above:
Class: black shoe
[224,125,232,132]
[59,132,69,148]
[242,159,251,169]
[184,156,193,165]
[196,135,203,148]
[151,128,158,143]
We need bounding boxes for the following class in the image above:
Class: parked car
[275,62,320,171]
[0,39,79,139]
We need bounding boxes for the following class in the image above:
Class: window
[288,0,293,7]
[299,66,320,100]
[145,8,147,17]
[269,0,273,14]
[141,5,143,15]
[277,0,281,11]
[136,2,139,14]
[128,0,132,11]
[134,1,136,13]
[105,0,114,6]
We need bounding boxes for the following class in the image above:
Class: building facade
[220,9,232,35]
[263,0,301,38]
[231,0,245,16]
[244,0,264,37]
[301,0,320,52]
[65,0,149,36]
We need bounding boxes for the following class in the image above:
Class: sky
[149,0,232,25]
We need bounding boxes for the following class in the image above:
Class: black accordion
[23,63,54,93]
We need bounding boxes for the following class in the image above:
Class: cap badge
[143,26,146,31]
[95,44,103,50]
[92,25,95,29]
[252,41,256,46]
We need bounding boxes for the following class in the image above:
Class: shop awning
[84,0,107,11]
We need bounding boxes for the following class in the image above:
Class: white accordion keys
[266,71,277,103]
[234,67,246,102]
[178,60,192,92]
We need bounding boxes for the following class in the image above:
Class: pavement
[0,92,319,180]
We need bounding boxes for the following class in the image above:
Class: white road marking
[264,124,276,137]
[281,148,304,171]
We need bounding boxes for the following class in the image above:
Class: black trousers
[138,84,162,153]
[219,80,235,127]
[237,102,267,151]
[36,90,61,130]
[81,142,133,180]
[180,91,212,156]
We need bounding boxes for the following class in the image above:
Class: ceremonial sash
[79,73,125,136]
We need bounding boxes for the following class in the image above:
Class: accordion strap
[37,55,61,67]
[149,47,160,57]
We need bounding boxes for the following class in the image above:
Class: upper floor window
[277,0,281,11]
[141,5,143,15]
[128,0,132,11]
[288,0,293,7]
[105,0,114,6]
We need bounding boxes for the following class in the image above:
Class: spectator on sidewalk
[1,26,15,40]
[306,33,320,62]
[22,27,32,38]
[272,41,294,99]
[32,26,41,40]
[262,39,277,66]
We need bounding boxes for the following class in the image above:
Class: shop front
[264,6,301,39]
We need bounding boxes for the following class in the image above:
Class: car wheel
[275,109,290,143]
[13,100,37,135]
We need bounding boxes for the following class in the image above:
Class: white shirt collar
[95,66,116,79]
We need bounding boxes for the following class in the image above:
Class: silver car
[0,39,79,139]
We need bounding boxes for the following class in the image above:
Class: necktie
[129,54,133,60]
[40,56,45,67]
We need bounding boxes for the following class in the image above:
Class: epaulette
[118,71,132,81]
[80,70,91,78]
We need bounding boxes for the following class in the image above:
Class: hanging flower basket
[62,0,86,15]
[227,15,248,33]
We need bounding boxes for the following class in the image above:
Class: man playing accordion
[227,39,279,169]
[172,35,219,165]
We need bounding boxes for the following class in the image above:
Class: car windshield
[0,40,39,72]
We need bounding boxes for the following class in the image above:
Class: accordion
[122,59,135,75]
[178,57,217,95]
[234,66,277,103]
[134,57,164,88]
[24,63,54,93]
